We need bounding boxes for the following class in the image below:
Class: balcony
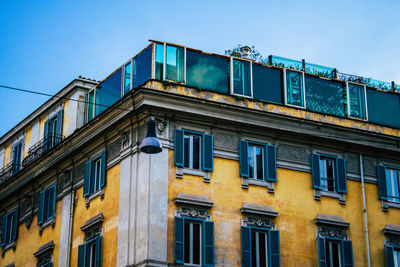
[22,134,64,168]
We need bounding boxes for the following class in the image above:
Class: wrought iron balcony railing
[0,162,17,185]
[22,134,64,168]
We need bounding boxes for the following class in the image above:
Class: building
[1,40,400,267]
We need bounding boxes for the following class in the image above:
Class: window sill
[314,190,346,205]
[176,167,210,183]
[241,178,274,193]
[39,218,55,235]
[86,189,105,208]
[382,200,400,212]
[1,241,16,257]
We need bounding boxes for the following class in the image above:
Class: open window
[377,165,400,207]
[230,57,252,97]
[43,110,63,152]
[155,42,185,83]
[284,69,305,108]
[346,82,367,120]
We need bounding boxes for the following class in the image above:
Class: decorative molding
[240,202,278,218]
[276,143,310,164]
[175,193,213,209]
[34,240,55,259]
[384,224,400,236]
[155,118,168,137]
[315,213,350,228]
[242,178,274,193]
[175,207,211,221]
[1,241,16,257]
[85,189,105,208]
[176,167,211,183]
[121,130,131,150]
[314,190,346,205]
[382,200,400,212]
[243,216,275,229]
[39,218,55,235]
[81,212,104,232]
[318,226,348,239]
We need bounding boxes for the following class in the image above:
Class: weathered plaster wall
[167,151,400,266]
[3,144,11,166]
[0,200,63,266]
[63,99,70,137]
[70,163,120,267]
[24,126,32,158]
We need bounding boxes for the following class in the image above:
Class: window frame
[183,218,203,266]
[86,89,96,122]
[38,184,56,226]
[153,42,187,84]
[250,227,269,267]
[0,208,18,249]
[122,59,133,96]
[83,151,106,200]
[283,68,306,109]
[230,56,253,98]
[183,131,202,170]
[346,81,368,120]
[318,154,337,193]
[78,234,103,267]
[11,140,23,174]
[247,142,266,181]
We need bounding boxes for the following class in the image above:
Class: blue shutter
[241,226,251,267]
[174,217,184,264]
[38,191,45,225]
[78,243,86,267]
[341,240,354,267]
[48,185,56,220]
[312,154,322,190]
[174,129,184,167]
[377,165,388,200]
[266,145,277,182]
[12,208,18,241]
[337,158,347,193]
[317,236,326,267]
[385,245,395,267]
[83,161,91,197]
[203,221,214,267]
[269,230,280,267]
[55,110,64,144]
[43,120,50,152]
[96,235,103,267]
[100,151,106,189]
[0,215,6,247]
[239,141,249,178]
[202,134,214,172]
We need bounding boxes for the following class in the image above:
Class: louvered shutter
[203,220,214,266]
[96,235,103,267]
[100,151,106,189]
[239,141,249,178]
[341,240,354,267]
[174,129,184,167]
[266,145,277,182]
[48,185,56,220]
[241,226,251,267]
[174,217,184,264]
[317,236,326,267]
[312,154,322,190]
[78,243,86,267]
[83,161,91,197]
[38,191,45,225]
[55,110,64,144]
[0,215,6,247]
[337,158,347,193]
[269,230,280,267]
[11,208,18,241]
[202,134,213,172]
[385,245,395,267]
[377,165,388,200]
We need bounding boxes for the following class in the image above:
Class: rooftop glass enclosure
[85,41,400,129]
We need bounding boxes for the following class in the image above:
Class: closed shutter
[174,129,184,167]
[266,145,277,182]
[337,158,347,193]
[341,240,354,267]
[385,245,395,267]
[312,154,322,190]
[241,226,251,267]
[83,161,91,197]
[239,141,249,178]
[12,208,18,241]
[55,110,64,144]
[38,191,45,225]
[78,243,86,267]
[269,230,280,267]
[100,151,106,189]
[43,120,50,152]
[96,235,103,267]
[377,165,388,200]
[0,215,6,247]
[203,221,214,267]
[174,217,184,264]
[202,134,214,172]
[317,236,326,267]
[48,185,56,220]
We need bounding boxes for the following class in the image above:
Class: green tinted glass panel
[95,68,122,116]
[305,63,335,79]
[367,88,400,128]
[348,83,366,119]
[305,75,347,117]
[233,59,251,96]
[286,70,304,107]
[132,45,152,88]
[186,50,229,94]
[166,45,184,82]
[88,91,94,121]
[155,44,164,80]
[252,64,282,104]
[124,61,131,94]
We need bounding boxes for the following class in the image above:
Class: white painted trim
[162,42,166,81]
[184,46,187,84]
[346,81,368,121]
[151,43,155,79]
[283,68,306,109]
[230,57,234,95]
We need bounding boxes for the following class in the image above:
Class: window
[386,245,400,267]
[78,235,103,267]
[43,110,64,151]
[87,90,95,122]
[241,226,280,267]
[11,141,23,174]
[83,151,106,197]
[174,217,214,266]
[38,184,56,225]
[285,69,305,107]
[317,236,353,267]
[347,82,367,120]
[239,141,276,182]
[311,154,347,194]
[231,58,252,97]
[377,165,400,203]
[155,43,185,83]
[174,129,213,172]
[0,208,18,248]
[123,61,132,94]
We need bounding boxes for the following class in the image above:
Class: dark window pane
[184,136,189,168]
[326,241,331,267]
[124,62,131,94]
[253,64,283,104]
[166,45,184,83]
[193,223,200,264]
[132,45,152,88]
[95,68,122,116]
[367,88,400,128]
[184,221,190,263]
[256,146,263,180]
[248,146,254,178]
[259,232,267,267]
[88,91,94,121]
[348,83,366,119]
[192,136,200,169]
[332,242,340,267]
[233,59,251,96]
[286,70,304,107]
[251,230,256,267]
[155,44,164,80]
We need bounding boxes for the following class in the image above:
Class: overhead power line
[0,84,133,112]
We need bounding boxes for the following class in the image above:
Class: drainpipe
[67,184,75,267]
[360,154,371,267]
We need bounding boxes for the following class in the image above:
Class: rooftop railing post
[392,81,396,92]
[333,68,338,80]
[302,59,305,72]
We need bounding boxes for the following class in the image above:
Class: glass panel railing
[267,55,303,71]
[132,45,152,88]
[95,68,122,116]
[337,72,364,83]
[364,78,392,91]
[348,83,366,119]
[305,63,335,79]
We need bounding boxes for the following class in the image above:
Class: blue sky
[1,0,400,137]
